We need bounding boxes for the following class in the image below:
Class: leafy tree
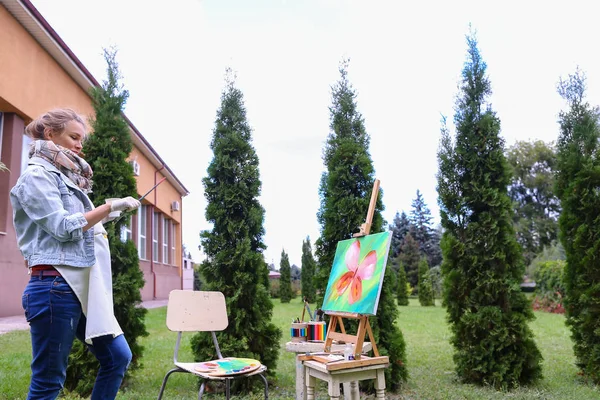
[301,236,317,303]
[507,140,560,265]
[64,48,147,396]
[396,261,410,306]
[279,249,293,303]
[389,211,412,259]
[555,68,600,383]
[436,32,542,388]
[291,264,301,282]
[315,59,407,389]
[417,258,435,306]
[398,232,420,289]
[193,70,281,389]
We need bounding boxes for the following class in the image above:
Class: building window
[138,205,147,259]
[162,217,170,264]
[120,214,132,243]
[21,134,33,174]
[171,222,177,266]
[0,112,3,163]
[153,211,159,262]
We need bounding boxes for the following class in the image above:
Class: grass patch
[1,298,599,399]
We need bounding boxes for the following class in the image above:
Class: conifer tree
[555,69,600,383]
[315,59,407,389]
[417,258,435,306]
[64,48,148,395]
[192,70,281,388]
[410,190,442,267]
[398,232,420,289]
[301,236,317,303]
[389,211,411,259]
[279,249,293,303]
[436,32,542,388]
[396,260,410,306]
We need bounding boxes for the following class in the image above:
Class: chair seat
[175,361,267,380]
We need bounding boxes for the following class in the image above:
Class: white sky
[30,0,600,267]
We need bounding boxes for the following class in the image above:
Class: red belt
[30,265,61,277]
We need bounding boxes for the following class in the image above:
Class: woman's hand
[109,197,141,212]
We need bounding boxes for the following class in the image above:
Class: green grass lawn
[1,298,599,399]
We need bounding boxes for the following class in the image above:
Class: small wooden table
[285,341,372,400]
[303,358,388,400]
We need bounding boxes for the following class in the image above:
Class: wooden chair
[157,290,268,399]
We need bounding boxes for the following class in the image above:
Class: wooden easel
[322,179,386,364]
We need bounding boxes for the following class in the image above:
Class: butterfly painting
[322,231,392,315]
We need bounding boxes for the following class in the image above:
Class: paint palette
[194,357,262,376]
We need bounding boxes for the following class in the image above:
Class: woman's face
[46,120,86,155]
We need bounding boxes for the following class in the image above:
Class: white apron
[56,221,123,344]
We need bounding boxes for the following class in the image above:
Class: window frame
[152,211,159,263]
[162,216,170,265]
[138,205,147,260]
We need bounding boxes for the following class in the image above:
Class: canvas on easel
[321,231,392,315]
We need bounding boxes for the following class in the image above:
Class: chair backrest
[166,290,228,332]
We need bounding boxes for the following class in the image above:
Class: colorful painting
[322,231,392,315]
[194,357,262,376]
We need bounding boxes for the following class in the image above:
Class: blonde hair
[25,108,87,140]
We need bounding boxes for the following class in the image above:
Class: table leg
[349,381,359,400]
[296,355,306,400]
[328,377,341,400]
[306,372,316,400]
[375,368,386,399]
[342,382,351,400]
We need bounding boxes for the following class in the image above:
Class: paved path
[0,299,168,335]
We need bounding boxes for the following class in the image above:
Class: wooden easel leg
[375,368,386,399]
[354,317,368,360]
[365,318,380,357]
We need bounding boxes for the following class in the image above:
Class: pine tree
[398,232,420,289]
[315,59,407,389]
[64,48,148,396]
[555,68,600,383]
[417,258,435,306]
[279,249,293,303]
[301,236,317,303]
[410,190,442,267]
[192,70,281,389]
[396,261,410,306]
[436,31,542,388]
[389,211,411,259]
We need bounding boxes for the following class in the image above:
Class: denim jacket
[10,157,96,268]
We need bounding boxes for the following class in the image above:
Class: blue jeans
[22,275,132,400]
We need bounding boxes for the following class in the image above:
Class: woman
[10,108,141,400]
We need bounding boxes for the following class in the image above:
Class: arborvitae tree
[436,32,542,388]
[64,48,147,396]
[555,69,600,383]
[279,249,293,303]
[398,231,420,289]
[314,59,407,389]
[301,236,317,303]
[417,258,435,306]
[507,140,560,266]
[389,211,412,259]
[396,260,410,306]
[192,70,281,389]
